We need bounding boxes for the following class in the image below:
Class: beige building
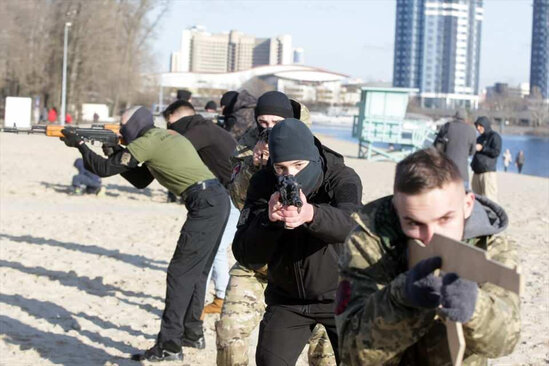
[170,26,295,73]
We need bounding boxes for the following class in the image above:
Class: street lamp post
[60,22,71,125]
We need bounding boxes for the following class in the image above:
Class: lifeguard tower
[352,87,435,161]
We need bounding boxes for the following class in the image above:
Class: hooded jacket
[337,195,520,366]
[224,90,256,140]
[232,139,362,304]
[471,118,502,174]
[169,114,236,187]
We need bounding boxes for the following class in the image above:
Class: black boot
[181,335,205,349]
[131,342,183,362]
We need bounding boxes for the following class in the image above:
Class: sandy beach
[0,132,547,365]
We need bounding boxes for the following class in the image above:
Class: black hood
[463,194,508,240]
[120,107,154,144]
[168,114,209,135]
[474,116,492,133]
[229,90,256,116]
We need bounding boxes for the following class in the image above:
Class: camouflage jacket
[336,196,520,366]
[228,127,261,210]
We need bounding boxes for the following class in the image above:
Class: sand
[0,132,547,365]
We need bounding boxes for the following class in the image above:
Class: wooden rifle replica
[408,233,522,366]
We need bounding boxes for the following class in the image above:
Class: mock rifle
[2,124,122,146]
[46,124,121,146]
[408,234,522,366]
[277,174,303,211]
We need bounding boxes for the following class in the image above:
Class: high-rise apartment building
[393,0,484,109]
[530,0,549,100]
[170,26,294,73]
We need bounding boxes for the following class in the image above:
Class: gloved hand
[439,273,478,323]
[405,256,443,308]
[102,144,123,157]
[60,129,83,147]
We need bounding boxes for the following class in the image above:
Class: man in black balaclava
[232,118,363,365]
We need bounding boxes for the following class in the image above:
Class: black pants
[256,303,339,366]
[157,181,230,349]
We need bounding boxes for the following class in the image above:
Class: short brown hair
[394,148,462,194]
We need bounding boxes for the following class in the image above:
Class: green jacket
[336,196,520,366]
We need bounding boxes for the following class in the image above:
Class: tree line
[0,0,169,122]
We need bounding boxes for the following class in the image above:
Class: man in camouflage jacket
[336,148,520,366]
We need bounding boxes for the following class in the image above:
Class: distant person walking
[433,111,477,187]
[47,107,58,123]
[515,150,525,174]
[471,116,502,202]
[503,149,512,172]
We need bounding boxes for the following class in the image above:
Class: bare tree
[0,0,170,122]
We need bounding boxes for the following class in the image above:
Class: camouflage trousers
[215,262,336,366]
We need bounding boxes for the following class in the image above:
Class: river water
[312,123,549,178]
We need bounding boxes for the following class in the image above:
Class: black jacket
[169,114,237,187]
[471,119,502,174]
[232,140,363,305]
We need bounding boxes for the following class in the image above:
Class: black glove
[60,129,83,148]
[102,144,123,157]
[439,273,478,323]
[405,256,443,308]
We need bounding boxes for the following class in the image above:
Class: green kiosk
[352,87,435,161]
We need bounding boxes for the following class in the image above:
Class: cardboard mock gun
[408,234,522,366]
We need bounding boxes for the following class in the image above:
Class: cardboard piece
[408,233,522,366]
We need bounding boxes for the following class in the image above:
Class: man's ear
[464,191,475,219]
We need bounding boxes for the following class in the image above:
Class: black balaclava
[220,91,239,117]
[269,118,323,197]
[120,106,155,145]
[254,91,294,131]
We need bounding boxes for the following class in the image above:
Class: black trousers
[256,303,339,366]
[158,181,230,349]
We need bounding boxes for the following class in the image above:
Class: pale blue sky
[152,0,533,89]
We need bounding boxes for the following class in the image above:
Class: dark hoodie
[471,117,502,174]
[232,139,363,305]
[168,114,236,187]
[223,90,256,140]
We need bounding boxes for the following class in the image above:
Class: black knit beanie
[255,91,294,121]
[269,118,318,163]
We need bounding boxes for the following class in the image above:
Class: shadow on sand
[0,233,168,272]
[0,259,163,317]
